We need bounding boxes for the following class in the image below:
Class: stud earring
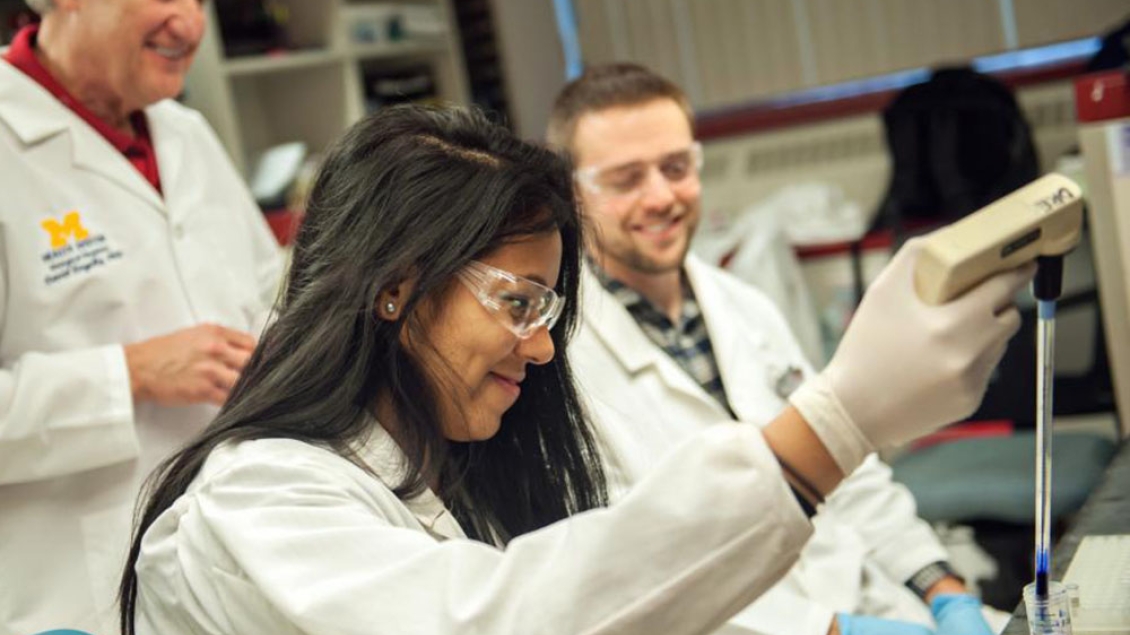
[385,302,397,314]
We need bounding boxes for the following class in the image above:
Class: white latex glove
[790,238,1035,473]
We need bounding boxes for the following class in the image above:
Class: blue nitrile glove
[836,613,935,635]
[930,594,994,635]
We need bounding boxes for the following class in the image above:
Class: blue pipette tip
[1035,512,1051,599]
[1036,549,1050,572]
[1038,300,1056,320]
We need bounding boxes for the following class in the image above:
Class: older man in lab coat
[551,63,1005,635]
[0,0,283,632]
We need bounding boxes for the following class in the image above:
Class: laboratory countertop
[1002,437,1130,634]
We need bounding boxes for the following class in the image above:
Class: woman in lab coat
[120,105,1031,635]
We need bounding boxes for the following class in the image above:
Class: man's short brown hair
[547,63,693,158]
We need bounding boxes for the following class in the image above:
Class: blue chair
[892,432,1116,524]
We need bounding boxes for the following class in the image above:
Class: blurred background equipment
[361,65,438,112]
[249,141,307,210]
[0,1,34,46]
[214,0,289,58]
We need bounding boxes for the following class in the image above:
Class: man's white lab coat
[571,254,950,635]
[0,60,284,635]
[134,424,815,633]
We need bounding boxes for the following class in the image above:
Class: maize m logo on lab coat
[40,211,124,285]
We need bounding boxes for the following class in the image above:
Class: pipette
[914,173,1083,306]
[1034,254,1064,598]
[914,173,1084,610]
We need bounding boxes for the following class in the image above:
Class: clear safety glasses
[457,261,565,339]
[574,141,704,201]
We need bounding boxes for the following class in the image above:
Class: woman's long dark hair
[120,105,608,634]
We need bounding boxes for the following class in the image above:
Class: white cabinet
[185,0,469,175]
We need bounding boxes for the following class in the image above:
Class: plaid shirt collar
[587,259,734,416]
[588,259,701,332]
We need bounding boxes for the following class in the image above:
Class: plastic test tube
[1023,580,1074,635]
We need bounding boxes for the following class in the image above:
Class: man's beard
[592,214,698,275]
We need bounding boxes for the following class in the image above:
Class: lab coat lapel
[69,116,166,215]
[0,62,165,215]
[580,264,720,407]
[685,255,772,421]
[148,105,186,213]
[0,63,68,143]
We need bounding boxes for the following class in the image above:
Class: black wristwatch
[906,561,964,599]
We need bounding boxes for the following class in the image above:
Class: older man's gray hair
[25,0,54,14]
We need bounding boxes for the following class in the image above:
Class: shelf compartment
[347,38,448,62]
[224,49,345,76]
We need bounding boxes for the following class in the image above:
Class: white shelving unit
[184,0,469,176]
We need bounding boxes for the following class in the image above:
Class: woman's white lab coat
[0,60,283,634]
[135,423,814,633]
[570,255,949,635]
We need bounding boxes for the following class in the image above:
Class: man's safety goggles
[574,142,703,201]
[457,261,565,339]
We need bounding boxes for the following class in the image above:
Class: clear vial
[1024,580,1074,635]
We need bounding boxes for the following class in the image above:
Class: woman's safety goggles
[457,261,565,339]
[574,141,703,201]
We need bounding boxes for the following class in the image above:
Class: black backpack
[1087,13,1130,73]
[870,67,1040,235]
[863,68,1113,426]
